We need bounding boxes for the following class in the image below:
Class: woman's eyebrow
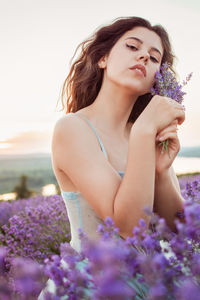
[125,36,162,57]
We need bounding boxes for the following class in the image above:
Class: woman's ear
[98,55,107,69]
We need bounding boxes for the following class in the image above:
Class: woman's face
[99,26,164,95]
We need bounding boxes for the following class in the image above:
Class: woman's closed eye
[126,44,138,51]
[150,56,159,63]
[126,44,159,63]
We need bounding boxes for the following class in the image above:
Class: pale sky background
[0,0,200,155]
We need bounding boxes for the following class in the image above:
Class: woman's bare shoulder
[54,113,78,127]
[53,113,88,137]
[52,112,102,156]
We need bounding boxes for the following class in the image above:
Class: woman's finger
[164,97,186,124]
[157,132,179,142]
[165,97,185,111]
[159,124,178,135]
[156,125,178,141]
[175,109,185,125]
[156,120,179,139]
[171,119,178,126]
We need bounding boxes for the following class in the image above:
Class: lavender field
[0,174,200,300]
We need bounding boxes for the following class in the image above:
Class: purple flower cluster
[178,174,200,191]
[151,62,192,104]
[0,194,66,227]
[0,195,71,265]
[1,175,200,299]
[40,177,200,300]
[151,63,192,154]
[0,246,47,299]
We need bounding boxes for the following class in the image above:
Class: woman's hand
[134,95,185,136]
[155,120,180,174]
[131,95,185,174]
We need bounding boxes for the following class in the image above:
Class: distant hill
[0,152,57,194]
[178,146,200,158]
[0,152,51,160]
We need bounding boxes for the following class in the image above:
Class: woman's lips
[129,64,146,77]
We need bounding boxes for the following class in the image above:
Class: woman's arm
[153,118,185,231]
[154,167,185,232]
[113,125,156,238]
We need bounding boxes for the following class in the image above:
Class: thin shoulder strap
[75,114,108,160]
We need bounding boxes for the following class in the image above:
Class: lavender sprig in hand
[151,62,192,156]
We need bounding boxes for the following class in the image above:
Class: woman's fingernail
[159,136,164,141]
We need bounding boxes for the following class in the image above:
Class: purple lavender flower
[0,245,47,299]
[11,256,47,299]
[151,62,192,104]
[0,247,13,300]
[151,62,192,154]
[1,195,71,265]
[175,277,200,300]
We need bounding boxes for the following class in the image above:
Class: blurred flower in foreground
[1,177,200,299]
[41,179,200,300]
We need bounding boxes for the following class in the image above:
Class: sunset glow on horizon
[0,129,52,155]
[0,142,12,150]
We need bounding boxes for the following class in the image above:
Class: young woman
[38,16,185,299]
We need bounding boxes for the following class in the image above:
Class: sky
[0,0,200,155]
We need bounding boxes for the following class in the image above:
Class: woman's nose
[136,51,150,63]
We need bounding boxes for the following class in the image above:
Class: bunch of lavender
[1,195,71,265]
[151,62,192,154]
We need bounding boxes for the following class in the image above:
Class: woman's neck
[85,79,139,139]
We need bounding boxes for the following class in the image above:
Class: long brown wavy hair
[59,16,176,123]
